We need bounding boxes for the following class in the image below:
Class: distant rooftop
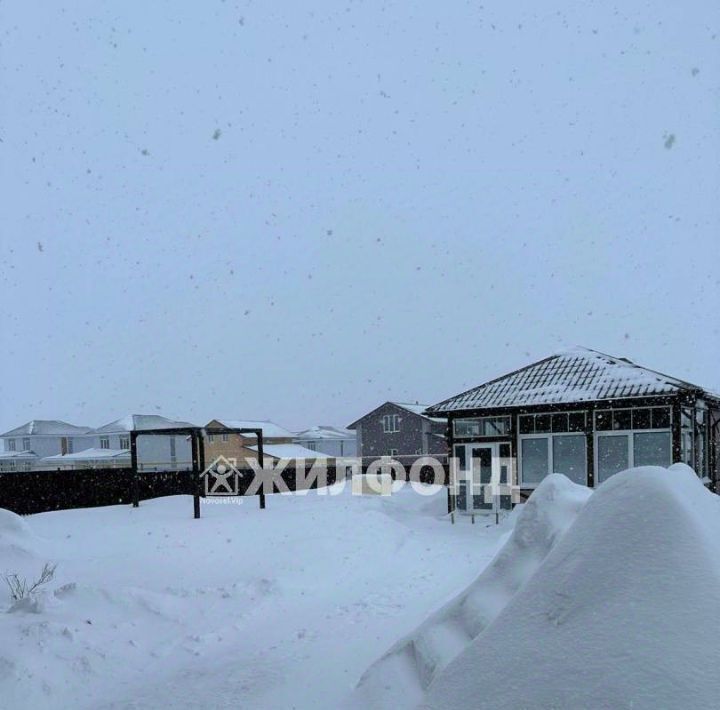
[247,443,329,460]
[211,419,295,439]
[0,450,38,459]
[348,401,445,429]
[41,447,130,461]
[0,420,92,438]
[94,414,197,433]
[295,426,355,440]
[427,348,710,414]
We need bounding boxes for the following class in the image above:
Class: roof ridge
[427,354,561,413]
[427,350,705,413]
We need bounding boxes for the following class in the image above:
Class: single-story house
[40,448,131,470]
[247,443,330,463]
[425,348,720,513]
[294,426,357,457]
[0,450,39,472]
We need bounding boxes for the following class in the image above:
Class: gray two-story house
[348,402,447,464]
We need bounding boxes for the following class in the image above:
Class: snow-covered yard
[0,483,507,709]
[5,465,720,709]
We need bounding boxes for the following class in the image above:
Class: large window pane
[633,432,671,468]
[597,435,629,484]
[552,435,587,485]
[521,438,549,484]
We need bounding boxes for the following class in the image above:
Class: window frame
[594,427,672,484]
[382,414,400,434]
[453,416,511,439]
[99,436,110,450]
[518,431,587,488]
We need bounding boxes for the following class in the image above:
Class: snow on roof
[0,420,92,437]
[348,401,444,428]
[391,402,431,416]
[247,443,329,460]
[41,447,130,461]
[0,450,38,459]
[294,426,356,440]
[213,420,295,439]
[427,348,706,414]
[93,414,196,433]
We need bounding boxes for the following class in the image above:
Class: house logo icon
[202,456,242,496]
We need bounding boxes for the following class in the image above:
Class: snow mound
[347,474,591,709]
[0,508,37,568]
[422,464,720,710]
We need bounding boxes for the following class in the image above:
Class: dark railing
[0,464,341,516]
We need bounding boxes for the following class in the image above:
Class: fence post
[191,430,201,519]
[257,430,265,509]
[130,432,139,508]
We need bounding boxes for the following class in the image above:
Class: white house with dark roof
[426,347,720,514]
[294,426,357,457]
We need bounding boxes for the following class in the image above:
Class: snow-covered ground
[0,483,508,709]
[4,466,720,709]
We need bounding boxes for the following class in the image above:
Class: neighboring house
[0,420,93,459]
[246,443,330,463]
[294,426,357,457]
[40,448,131,470]
[204,419,296,467]
[347,402,447,462]
[89,414,196,471]
[425,347,720,513]
[0,450,39,472]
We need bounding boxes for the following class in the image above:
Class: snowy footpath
[0,482,508,709]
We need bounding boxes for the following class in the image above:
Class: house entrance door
[453,443,501,513]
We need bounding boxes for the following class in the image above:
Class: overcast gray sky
[1,0,718,433]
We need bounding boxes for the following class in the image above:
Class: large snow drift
[348,474,591,709]
[422,464,720,710]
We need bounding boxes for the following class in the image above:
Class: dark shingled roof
[426,348,707,414]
